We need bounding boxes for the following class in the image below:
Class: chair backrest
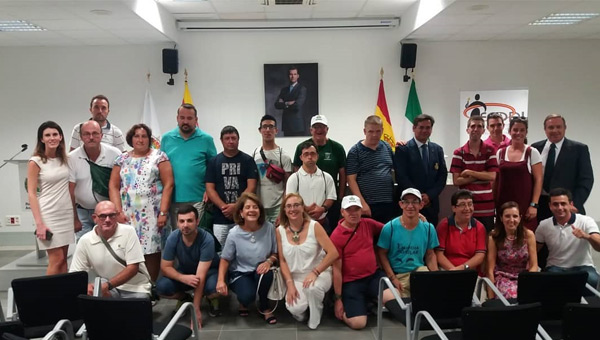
[461,303,542,340]
[78,295,153,340]
[517,271,587,320]
[562,303,600,340]
[11,271,88,328]
[409,270,478,319]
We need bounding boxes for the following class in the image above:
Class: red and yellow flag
[183,81,193,105]
[375,77,396,151]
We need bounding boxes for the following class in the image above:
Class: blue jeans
[546,265,599,295]
[76,206,95,241]
[229,271,272,311]
[156,268,218,296]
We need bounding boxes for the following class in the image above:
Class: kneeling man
[156,204,220,327]
[70,201,151,298]
[331,195,396,329]
[377,188,439,298]
[536,188,600,291]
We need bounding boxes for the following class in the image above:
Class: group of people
[27,92,598,331]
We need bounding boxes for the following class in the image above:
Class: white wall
[1,30,599,240]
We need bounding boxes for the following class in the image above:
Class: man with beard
[161,104,217,227]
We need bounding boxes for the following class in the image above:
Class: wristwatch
[107,281,114,290]
[333,294,342,301]
[464,264,470,270]
[159,211,167,216]
[530,202,539,208]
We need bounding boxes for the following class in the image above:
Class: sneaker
[208,297,222,317]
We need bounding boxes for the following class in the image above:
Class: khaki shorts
[395,266,429,298]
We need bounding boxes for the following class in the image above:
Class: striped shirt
[70,120,126,151]
[450,141,498,217]
[346,140,394,204]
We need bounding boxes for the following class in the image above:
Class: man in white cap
[293,114,346,230]
[330,195,396,329]
[377,188,439,298]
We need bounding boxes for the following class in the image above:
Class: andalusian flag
[405,79,422,123]
[375,76,396,151]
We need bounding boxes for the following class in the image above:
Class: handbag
[98,234,158,301]
[256,266,287,314]
[260,148,286,183]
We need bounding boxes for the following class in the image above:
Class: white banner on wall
[459,89,529,145]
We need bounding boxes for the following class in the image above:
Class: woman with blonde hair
[277,193,338,329]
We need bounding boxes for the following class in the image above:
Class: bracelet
[107,281,114,290]
[333,294,343,301]
[269,255,278,263]
[286,279,293,283]
[266,258,273,265]
[312,268,321,276]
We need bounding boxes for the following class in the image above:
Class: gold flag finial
[146,72,150,82]
[184,69,188,82]
[380,67,384,79]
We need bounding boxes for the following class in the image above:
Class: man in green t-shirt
[293,115,346,229]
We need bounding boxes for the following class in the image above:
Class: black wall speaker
[162,49,178,75]
[400,43,417,69]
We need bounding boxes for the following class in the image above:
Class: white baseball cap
[341,195,363,209]
[401,188,422,201]
[310,115,328,127]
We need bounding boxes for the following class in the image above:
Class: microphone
[0,143,29,169]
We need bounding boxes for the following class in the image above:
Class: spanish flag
[375,77,396,151]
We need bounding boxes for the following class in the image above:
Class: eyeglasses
[260,124,276,130]
[455,202,474,208]
[97,213,117,220]
[285,203,302,210]
[401,200,421,206]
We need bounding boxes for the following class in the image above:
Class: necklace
[288,223,304,243]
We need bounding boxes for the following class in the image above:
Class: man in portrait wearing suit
[274,66,307,137]
[394,114,447,226]
[532,114,594,221]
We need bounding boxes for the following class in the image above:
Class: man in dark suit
[274,66,307,136]
[394,114,447,225]
[532,114,594,221]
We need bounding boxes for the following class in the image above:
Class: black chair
[6,271,87,338]
[78,295,198,340]
[376,270,478,340]
[562,303,600,340]
[415,303,549,340]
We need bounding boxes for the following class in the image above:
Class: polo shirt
[70,223,151,294]
[346,140,394,204]
[331,218,383,283]
[483,135,511,152]
[535,214,599,268]
[162,228,219,274]
[285,166,337,219]
[435,216,486,269]
[70,120,126,151]
[68,143,121,209]
[450,141,498,217]
[161,127,217,202]
[293,138,346,190]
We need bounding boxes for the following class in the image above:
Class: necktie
[289,85,294,93]
[543,143,556,192]
[421,144,429,174]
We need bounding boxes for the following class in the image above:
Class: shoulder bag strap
[259,147,269,164]
[99,233,152,283]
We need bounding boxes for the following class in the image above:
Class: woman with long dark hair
[29,121,79,274]
[486,201,538,299]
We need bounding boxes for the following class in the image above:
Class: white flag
[142,87,161,149]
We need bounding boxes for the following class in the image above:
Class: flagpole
[380,67,384,79]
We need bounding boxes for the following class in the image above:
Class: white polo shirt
[286,166,336,219]
[70,223,151,294]
[535,214,600,268]
[68,143,122,210]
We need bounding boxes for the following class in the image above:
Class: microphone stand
[0,147,28,169]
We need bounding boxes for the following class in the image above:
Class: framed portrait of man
[264,63,319,137]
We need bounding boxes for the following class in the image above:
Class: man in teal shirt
[161,103,217,227]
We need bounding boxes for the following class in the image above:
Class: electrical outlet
[6,215,21,226]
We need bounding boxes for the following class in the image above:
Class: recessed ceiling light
[90,9,113,16]
[0,20,46,32]
[529,13,599,26]
[469,5,489,11]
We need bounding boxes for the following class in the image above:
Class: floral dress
[115,149,169,254]
[494,238,529,299]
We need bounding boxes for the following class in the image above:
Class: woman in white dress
[28,121,79,274]
[276,193,338,329]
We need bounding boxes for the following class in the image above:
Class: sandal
[238,309,250,317]
[264,314,277,325]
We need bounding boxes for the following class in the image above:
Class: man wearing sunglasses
[70,200,151,298]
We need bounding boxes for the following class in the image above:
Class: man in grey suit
[532,114,594,221]
[394,114,447,225]
[275,66,307,136]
